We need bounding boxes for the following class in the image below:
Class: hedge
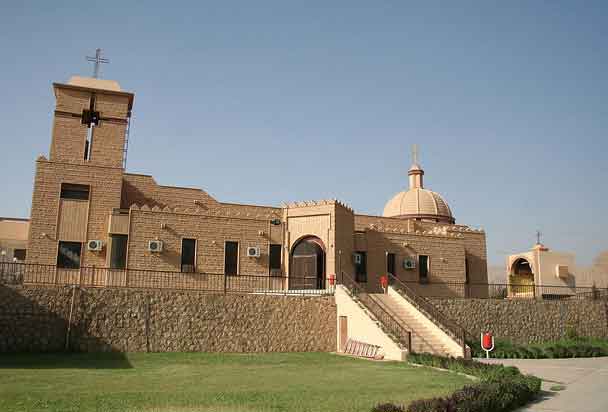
[469,336,608,359]
[371,353,541,412]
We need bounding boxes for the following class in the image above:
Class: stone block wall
[0,285,337,353]
[430,298,608,344]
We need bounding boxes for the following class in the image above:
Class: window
[57,241,82,269]
[13,249,26,261]
[419,255,429,282]
[60,183,90,200]
[269,244,282,272]
[224,241,239,276]
[181,238,196,273]
[355,251,367,282]
[109,235,128,269]
[387,253,396,276]
[81,96,100,161]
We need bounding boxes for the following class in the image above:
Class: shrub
[391,353,542,412]
[467,336,608,359]
[402,379,539,412]
[371,403,405,412]
[407,397,456,412]
[565,326,580,341]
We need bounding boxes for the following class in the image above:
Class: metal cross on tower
[86,48,109,79]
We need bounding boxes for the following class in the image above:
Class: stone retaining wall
[0,285,336,353]
[429,298,608,344]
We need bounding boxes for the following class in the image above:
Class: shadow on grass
[0,285,132,369]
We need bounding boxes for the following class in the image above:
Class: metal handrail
[338,271,412,351]
[384,279,608,301]
[387,273,468,354]
[0,261,328,296]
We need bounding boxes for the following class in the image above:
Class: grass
[0,352,469,412]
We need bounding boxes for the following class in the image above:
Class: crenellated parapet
[129,203,281,220]
[281,199,354,213]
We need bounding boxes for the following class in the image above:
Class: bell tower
[49,76,133,168]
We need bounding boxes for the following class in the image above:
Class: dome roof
[383,188,454,223]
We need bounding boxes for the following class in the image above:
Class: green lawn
[0,352,469,412]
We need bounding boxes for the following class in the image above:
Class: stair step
[366,293,462,357]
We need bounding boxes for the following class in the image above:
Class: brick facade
[26,76,488,294]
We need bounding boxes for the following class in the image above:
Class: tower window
[84,127,94,161]
[60,183,90,200]
[81,109,100,127]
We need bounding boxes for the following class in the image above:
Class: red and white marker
[481,332,495,359]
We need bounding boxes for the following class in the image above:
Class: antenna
[536,230,542,245]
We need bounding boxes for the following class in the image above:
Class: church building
[25,75,488,294]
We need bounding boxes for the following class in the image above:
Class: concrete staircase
[368,291,464,357]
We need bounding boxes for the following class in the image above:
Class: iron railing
[338,271,412,352]
[0,262,328,296]
[387,273,468,356]
[390,279,608,301]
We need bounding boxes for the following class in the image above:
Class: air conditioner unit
[148,240,163,253]
[87,240,104,252]
[403,258,416,270]
[353,253,363,265]
[247,246,261,258]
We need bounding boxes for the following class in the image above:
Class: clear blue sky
[1,1,606,265]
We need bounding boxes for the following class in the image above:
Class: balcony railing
[388,279,608,301]
[0,262,329,296]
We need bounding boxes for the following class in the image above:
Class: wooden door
[292,254,317,289]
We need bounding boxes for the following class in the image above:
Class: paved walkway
[480,357,608,412]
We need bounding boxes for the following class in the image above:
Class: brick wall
[0,285,337,353]
[127,208,278,275]
[430,297,608,344]
[352,215,487,294]
[27,159,123,267]
[50,85,130,168]
[121,173,220,210]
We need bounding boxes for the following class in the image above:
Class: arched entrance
[509,258,535,298]
[290,236,325,290]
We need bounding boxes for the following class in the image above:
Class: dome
[382,146,455,223]
[383,188,454,223]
